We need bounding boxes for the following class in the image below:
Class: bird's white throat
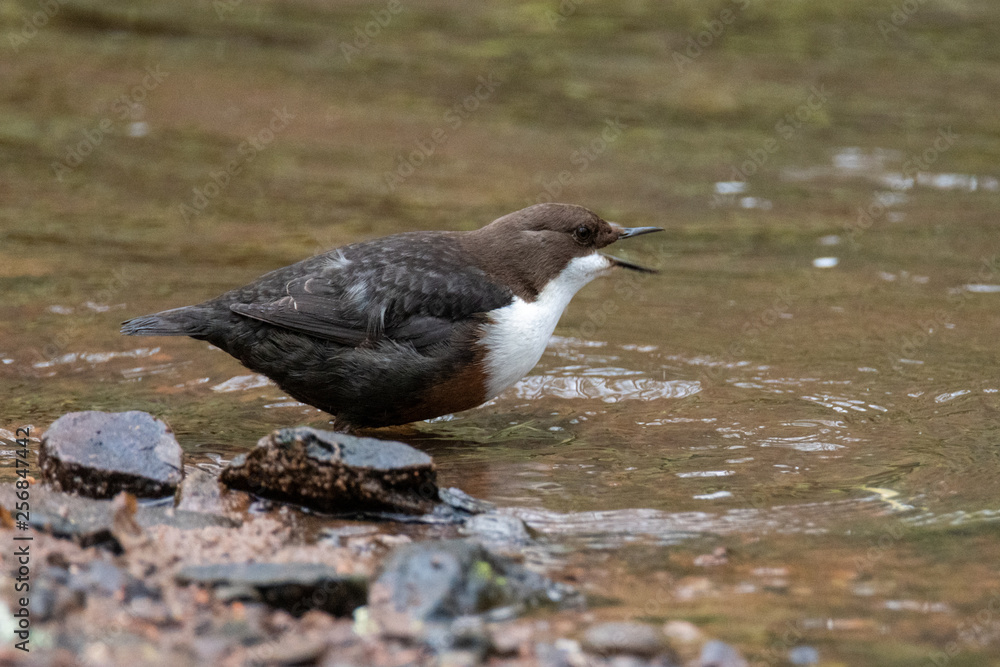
[479,253,613,399]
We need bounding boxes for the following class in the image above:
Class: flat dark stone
[175,562,368,617]
[220,427,437,515]
[0,484,237,552]
[39,411,184,499]
[368,539,581,636]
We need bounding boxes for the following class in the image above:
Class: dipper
[122,203,661,429]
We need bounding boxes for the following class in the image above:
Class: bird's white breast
[479,253,613,399]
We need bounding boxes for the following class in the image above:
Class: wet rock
[220,427,438,514]
[127,597,177,626]
[175,562,368,617]
[73,559,160,603]
[39,411,183,499]
[34,559,158,622]
[175,468,250,516]
[700,639,748,667]
[460,513,533,545]
[423,615,492,662]
[368,539,580,637]
[174,468,225,512]
[354,486,498,525]
[583,622,665,658]
[0,484,237,552]
[33,569,86,623]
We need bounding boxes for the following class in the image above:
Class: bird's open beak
[603,255,659,273]
[605,223,664,272]
[615,225,664,239]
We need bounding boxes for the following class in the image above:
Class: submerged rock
[0,484,236,552]
[39,410,184,499]
[460,513,533,546]
[368,539,580,637]
[347,487,498,525]
[438,487,495,515]
[175,562,368,617]
[220,427,438,514]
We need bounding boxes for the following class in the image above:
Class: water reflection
[784,146,1000,194]
[502,493,892,549]
[32,346,161,369]
[211,373,274,392]
[509,375,701,402]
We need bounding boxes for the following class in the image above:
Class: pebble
[368,539,580,637]
[0,484,236,552]
[700,639,748,667]
[582,621,665,657]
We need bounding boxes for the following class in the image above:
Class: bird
[121,203,662,430]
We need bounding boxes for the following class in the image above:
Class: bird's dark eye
[573,225,594,243]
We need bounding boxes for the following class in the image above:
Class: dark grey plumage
[122,233,513,428]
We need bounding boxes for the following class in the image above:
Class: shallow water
[4,2,1000,662]
[6,156,1000,661]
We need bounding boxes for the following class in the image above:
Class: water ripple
[510,375,701,402]
[504,494,887,547]
[32,346,161,368]
[211,373,274,392]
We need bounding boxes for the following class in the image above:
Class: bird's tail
[120,305,211,337]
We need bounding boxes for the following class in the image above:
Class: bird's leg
[328,417,355,434]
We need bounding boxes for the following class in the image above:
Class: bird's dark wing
[226,232,512,350]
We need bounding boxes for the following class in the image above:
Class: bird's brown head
[464,203,663,300]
